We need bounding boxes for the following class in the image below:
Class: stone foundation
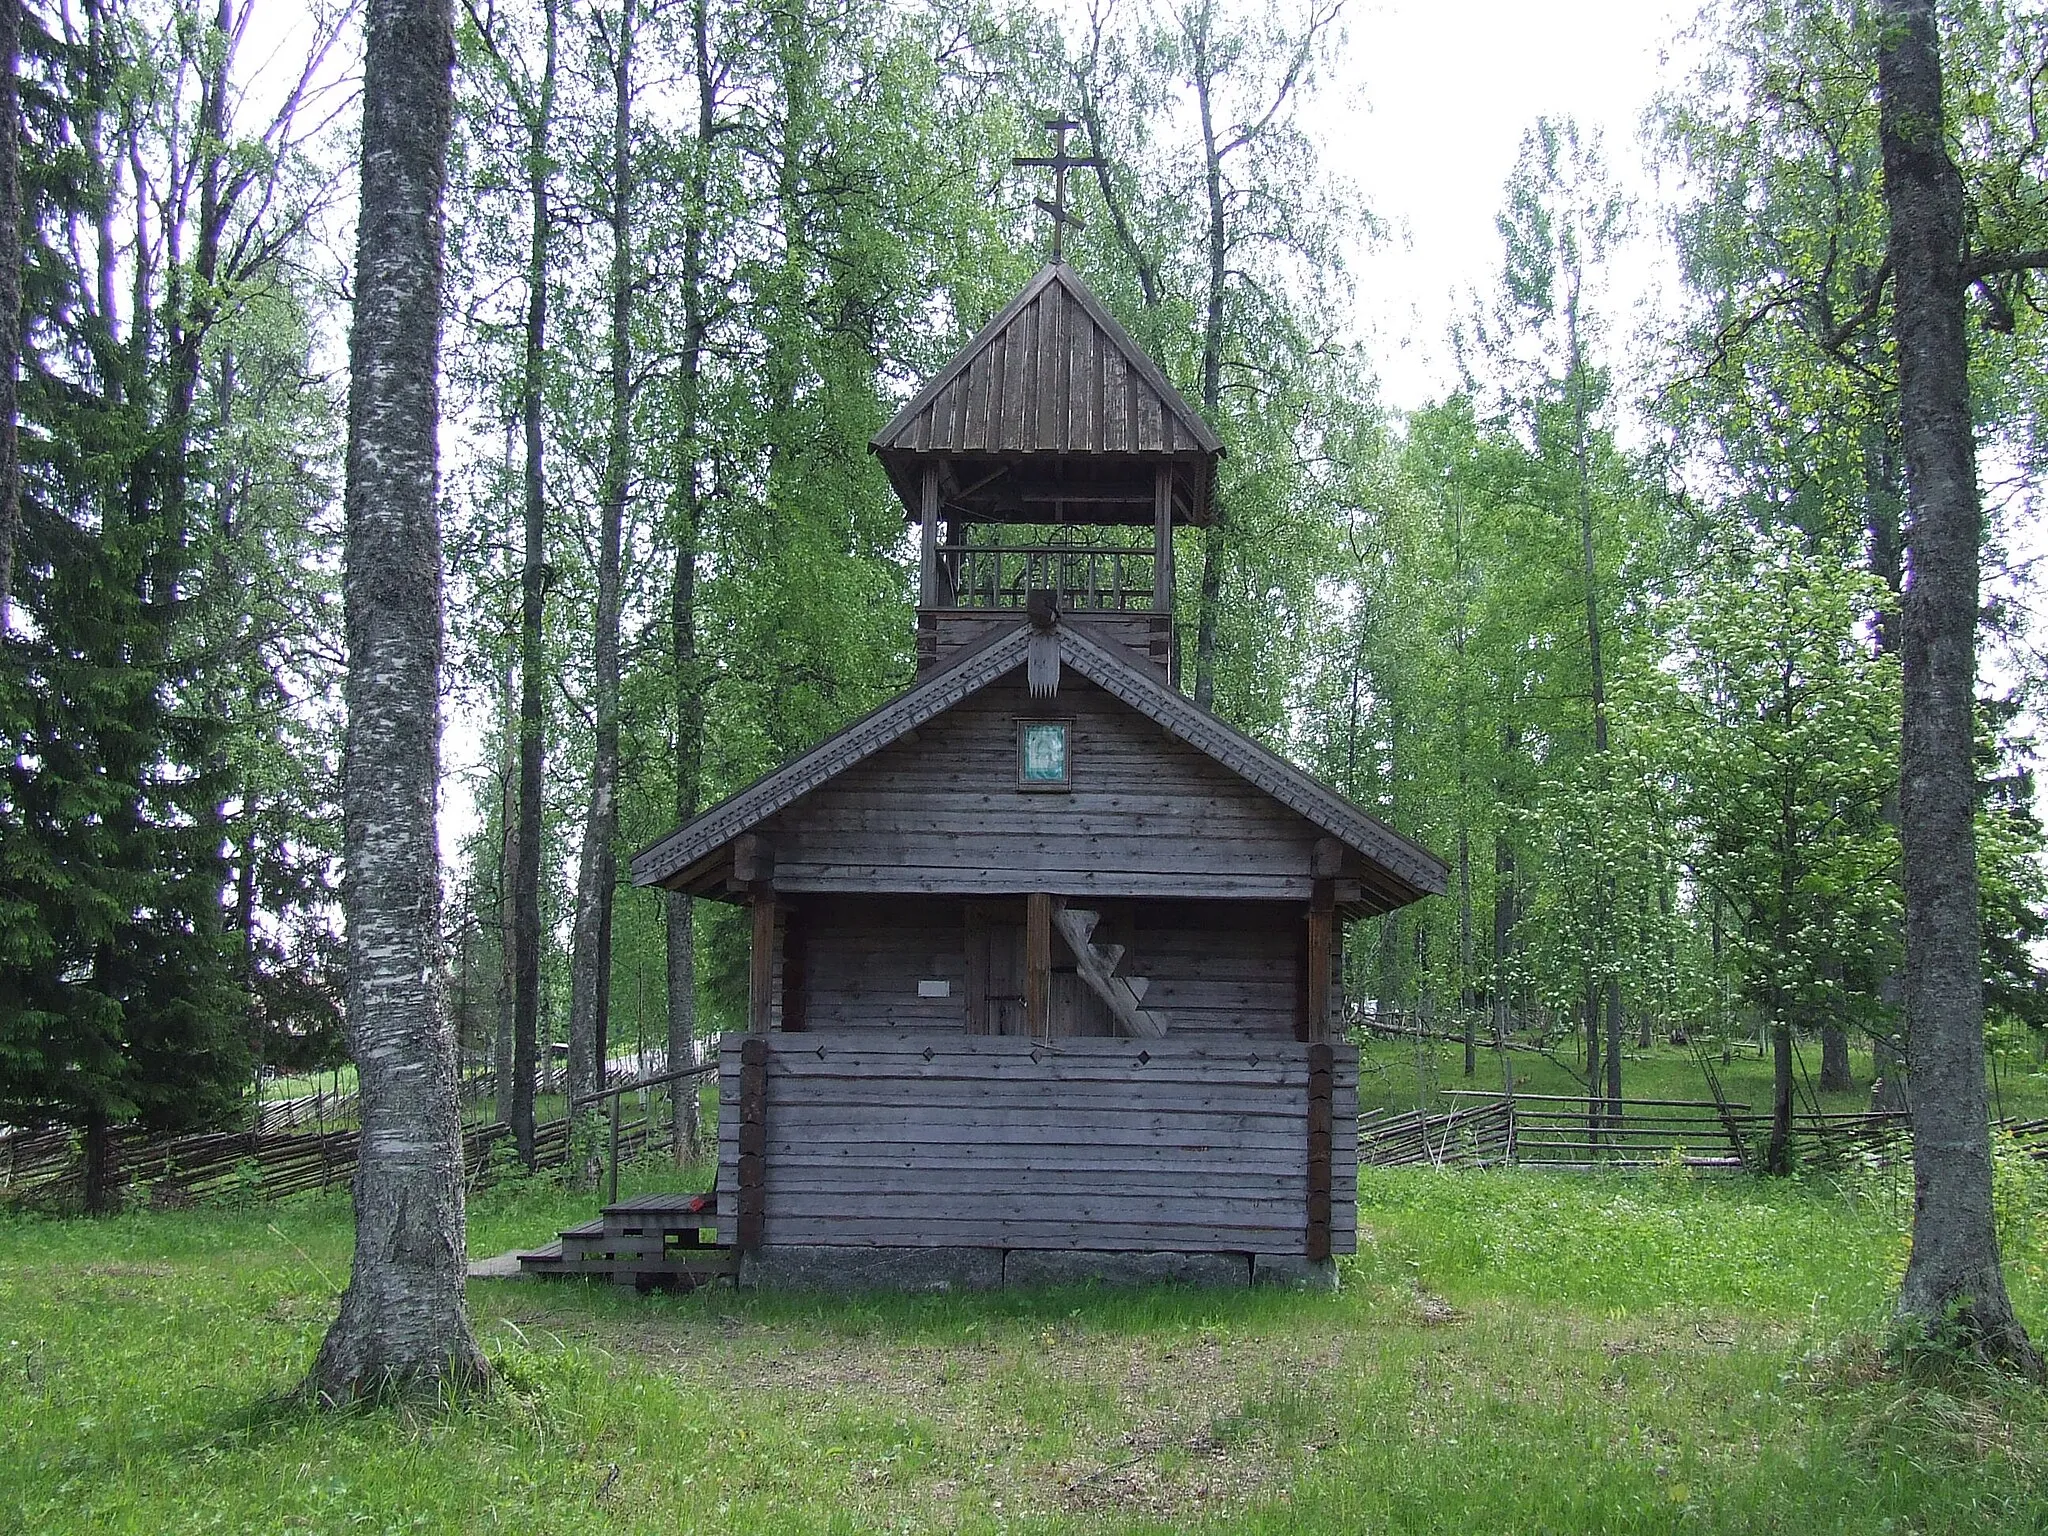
[736,1245,1329,1293]
[1250,1254,1340,1291]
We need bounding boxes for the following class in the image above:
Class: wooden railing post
[918,464,939,607]
[1153,463,1173,612]
[607,1088,622,1206]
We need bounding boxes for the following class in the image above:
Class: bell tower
[870,261,1222,683]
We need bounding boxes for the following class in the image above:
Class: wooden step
[603,1191,715,1218]
[515,1240,566,1274]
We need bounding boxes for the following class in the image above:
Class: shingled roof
[630,619,1447,909]
[870,264,1223,516]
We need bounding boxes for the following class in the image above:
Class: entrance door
[965,901,1028,1035]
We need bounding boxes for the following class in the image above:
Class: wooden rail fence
[1353,1092,2009,1171]
[0,1063,714,1207]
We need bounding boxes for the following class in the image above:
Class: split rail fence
[0,1063,715,1207]
[1360,1091,2048,1171]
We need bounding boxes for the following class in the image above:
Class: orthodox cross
[1014,118,1101,264]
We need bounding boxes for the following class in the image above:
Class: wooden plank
[729,1118,1311,1153]
[1070,305,1096,449]
[773,868,1317,900]
[918,466,939,608]
[755,1217,1306,1252]
[763,1172,1306,1208]
[758,1144,1312,1176]
[1001,301,1029,447]
[749,889,776,1033]
[765,1053,1309,1087]
[759,1086,1317,1118]
[1026,892,1052,1038]
[1104,345,1131,452]
[1303,882,1334,1043]
[744,1028,1340,1064]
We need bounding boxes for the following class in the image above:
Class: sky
[1314,0,1693,411]
[247,0,1705,855]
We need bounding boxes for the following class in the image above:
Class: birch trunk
[1877,0,2039,1373]
[306,0,484,1401]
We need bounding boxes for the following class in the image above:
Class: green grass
[5,1157,2048,1533]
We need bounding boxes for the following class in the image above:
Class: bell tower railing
[936,528,1157,613]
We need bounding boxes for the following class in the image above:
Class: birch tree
[307,0,486,1402]
[1877,0,2039,1375]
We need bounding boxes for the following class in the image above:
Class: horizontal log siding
[761,673,1325,898]
[1138,911,1300,1039]
[800,896,966,1030]
[716,1032,1357,1256]
[925,612,1165,678]
[789,896,1302,1042]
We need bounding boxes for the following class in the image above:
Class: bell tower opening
[870,263,1223,684]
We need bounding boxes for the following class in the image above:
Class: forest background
[5,0,2048,1185]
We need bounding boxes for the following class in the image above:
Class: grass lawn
[5,1157,2048,1534]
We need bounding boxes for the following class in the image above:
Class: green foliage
[1663,530,1902,1041]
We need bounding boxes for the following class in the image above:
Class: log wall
[757,672,1327,899]
[784,895,1317,1041]
[715,1032,1358,1256]
[920,611,1169,678]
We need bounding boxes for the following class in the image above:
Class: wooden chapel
[628,259,1446,1289]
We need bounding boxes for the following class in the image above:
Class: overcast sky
[1329,0,1692,409]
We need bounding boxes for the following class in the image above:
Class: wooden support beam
[737,1036,767,1251]
[1152,464,1174,613]
[919,464,940,608]
[749,886,777,1033]
[1025,892,1053,1039]
[733,832,774,885]
[1306,1040,1333,1260]
[1303,879,1335,1043]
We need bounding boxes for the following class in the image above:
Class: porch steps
[517,1191,735,1290]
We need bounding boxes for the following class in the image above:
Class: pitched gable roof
[871,264,1224,472]
[629,621,1447,904]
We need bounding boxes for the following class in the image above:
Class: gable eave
[631,617,1447,904]
[628,624,1036,889]
[1051,626,1450,898]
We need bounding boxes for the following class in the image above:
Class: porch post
[1026,892,1053,1039]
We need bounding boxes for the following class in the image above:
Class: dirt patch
[490,1298,1357,1524]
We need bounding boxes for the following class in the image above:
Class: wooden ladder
[1053,904,1168,1038]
